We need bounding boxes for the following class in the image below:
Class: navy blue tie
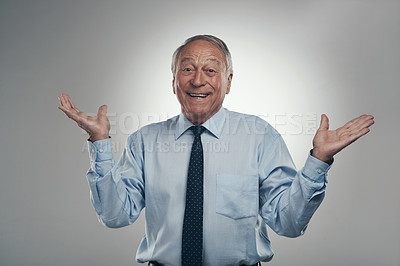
[181,126,206,266]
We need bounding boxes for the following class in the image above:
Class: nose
[191,70,206,88]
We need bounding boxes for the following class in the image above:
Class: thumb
[97,104,108,117]
[318,114,329,131]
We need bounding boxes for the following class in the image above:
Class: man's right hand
[58,93,110,142]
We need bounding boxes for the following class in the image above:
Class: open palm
[312,114,375,163]
[58,93,110,142]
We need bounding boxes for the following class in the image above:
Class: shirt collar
[175,107,227,140]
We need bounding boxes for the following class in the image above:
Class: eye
[208,69,215,73]
[183,68,192,72]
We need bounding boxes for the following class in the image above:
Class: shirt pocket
[216,174,258,220]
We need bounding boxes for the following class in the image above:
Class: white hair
[171,35,233,77]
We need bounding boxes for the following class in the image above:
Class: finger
[358,116,375,130]
[347,115,374,132]
[59,93,73,109]
[58,94,69,108]
[345,121,374,140]
[343,114,373,129]
[63,93,81,113]
[67,97,80,113]
[338,117,374,138]
[342,115,362,129]
[65,94,77,109]
[97,104,108,117]
[318,114,329,131]
[58,105,79,121]
[345,127,371,145]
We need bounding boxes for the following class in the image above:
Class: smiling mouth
[187,93,210,98]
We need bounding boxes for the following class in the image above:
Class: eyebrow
[180,57,222,66]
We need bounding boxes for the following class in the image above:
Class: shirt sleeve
[86,133,145,228]
[258,133,332,237]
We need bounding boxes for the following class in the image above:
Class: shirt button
[317,169,323,174]
[91,149,95,153]
[99,148,104,153]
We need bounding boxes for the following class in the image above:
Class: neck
[184,107,222,125]
[187,115,207,126]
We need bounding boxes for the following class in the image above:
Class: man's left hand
[312,114,375,163]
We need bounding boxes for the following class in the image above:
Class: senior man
[58,35,374,266]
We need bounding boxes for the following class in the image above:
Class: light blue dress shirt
[87,107,331,265]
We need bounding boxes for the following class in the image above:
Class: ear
[226,73,233,94]
[172,76,176,94]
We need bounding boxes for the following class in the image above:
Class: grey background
[1,0,399,265]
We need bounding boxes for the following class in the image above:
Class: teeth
[189,93,209,98]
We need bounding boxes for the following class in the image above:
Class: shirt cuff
[302,151,333,183]
[87,138,113,162]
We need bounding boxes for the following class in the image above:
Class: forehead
[178,40,226,65]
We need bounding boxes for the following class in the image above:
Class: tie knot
[190,125,206,137]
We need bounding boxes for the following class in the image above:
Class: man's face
[173,40,232,125]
